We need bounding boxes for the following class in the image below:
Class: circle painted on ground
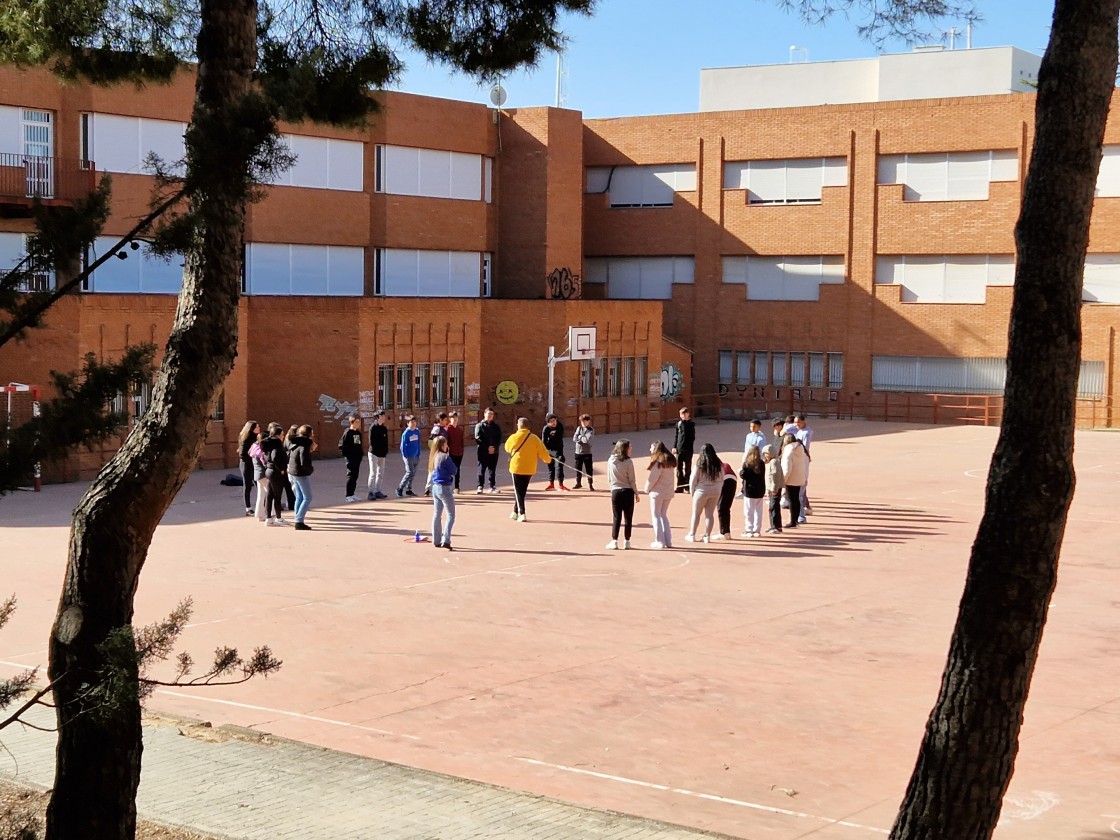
[495,380,519,405]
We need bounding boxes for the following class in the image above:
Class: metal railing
[0,153,97,201]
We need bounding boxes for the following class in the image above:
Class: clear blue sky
[387,0,1057,118]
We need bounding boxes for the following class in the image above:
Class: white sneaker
[701,535,710,543]
[605,540,618,550]
[684,534,695,542]
[266,518,278,526]
[650,541,664,550]
[345,496,357,503]
[622,539,631,550]
[711,533,725,541]
[476,487,484,494]
[509,511,518,520]
[517,513,526,522]
[488,487,499,494]
[740,531,751,538]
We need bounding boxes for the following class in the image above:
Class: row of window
[377,362,465,410]
[872,355,1105,399]
[719,351,844,390]
[579,356,649,399]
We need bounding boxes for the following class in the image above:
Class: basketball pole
[547,344,569,416]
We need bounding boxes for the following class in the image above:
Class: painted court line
[515,757,889,835]
[155,689,422,740]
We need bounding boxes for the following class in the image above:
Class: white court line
[155,689,421,740]
[515,758,889,835]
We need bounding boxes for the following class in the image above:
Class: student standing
[446,411,465,493]
[763,445,785,534]
[474,407,502,493]
[429,436,457,549]
[685,443,723,543]
[541,413,568,490]
[605,439,639,550]
[672,407,695,493]
[739,445,765,537]
[713,459,737,541]
[260,422,289,526]
[338,415,364,502]
[366,410,389,500]
[572,414,595,490]
[237,420,260,516]
[780,432,809,528]
[644,441,677,549]
[397,415,422,497]
[287,425,316,531]
[744,417,767,453]
[504,417,552,522]
[423,413,450,496]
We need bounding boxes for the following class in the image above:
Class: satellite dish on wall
[489,84,508,107]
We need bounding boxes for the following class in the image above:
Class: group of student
[236,421,317,530]
[235,406,814,551]
[598,408,813,550]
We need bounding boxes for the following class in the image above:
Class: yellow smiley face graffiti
[495,380,520,405]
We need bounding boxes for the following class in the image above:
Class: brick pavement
[1,704,735,839]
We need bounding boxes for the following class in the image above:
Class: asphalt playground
[1,419,1118,839]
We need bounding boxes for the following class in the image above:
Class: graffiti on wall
[490,381,544,406]
[718,384,839,402]
[660,363,685,400]
[319,393,358,426]
[546,267,580,300]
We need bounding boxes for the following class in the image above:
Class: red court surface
[1,419,1118,839]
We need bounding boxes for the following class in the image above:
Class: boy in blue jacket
[397,415,421,497]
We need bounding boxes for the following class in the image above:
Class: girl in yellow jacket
[504,417,553,522]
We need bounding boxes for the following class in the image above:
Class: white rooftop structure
[699,46,1041,112]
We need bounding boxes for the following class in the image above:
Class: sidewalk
[1,704,735,840]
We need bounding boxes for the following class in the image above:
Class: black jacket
[260,436,287,479]
[339,428,364,461]
[287,435,314,477]
[541,422,565,455]
[739,464,765,498]
[675,419,695,454]
[368,423,389,458]
[474,419,502,450]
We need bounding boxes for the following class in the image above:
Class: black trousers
[450,454,463,490]
[717,478,737,535]
[240,460,254,508]
[477,450,498,489]
[266,472,285,519]
[785,485,802,527]
[769,493,784,531]
[611,488,635,540]
[511,473,532,514]
[573,454,594,488]
[547,453,566,483]
[345,456,362,497]
[675,452,693,492]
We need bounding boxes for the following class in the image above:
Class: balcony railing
[0,153,97,202]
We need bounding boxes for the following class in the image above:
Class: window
[22,109,53,197]
[724,157,846,204]
[211,390,225,421]
[580,360,593,398]
[583,256,694,300]
[736,352,751,385]
[481,253,492,297]
[269,134,363,191]
[772,353,788,386]
[878,150,1017,201]
[376,144,486,201]
[828,354,844,388]
[789,353,806,387]
[719,350,733,384]
[875,255,1015,304]
[133,379,154,418]
[85,236,183,294]
[376,248,488,297]
[414,363,430,409]
[621,357,634,396]
[378,364,394,410]
[1082,254,1120,303]
[585,164,697,207]
[636,356,648,395]
[809,353,826,388]
[753,352,770,386]
[595,357,608,398]
[0,233,53,291]
[608,357,621,397]
[449,362,464,405]
[395,364,412,409]
[723,255,845,301]
[245,243,363,296]
[83,113,187,176]
[872,356,1008,395]
[431,362,447,407]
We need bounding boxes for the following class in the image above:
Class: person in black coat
[672,407,695,493]
[366,411,390,500]
[338,414,364,502]
[541,413,567,490]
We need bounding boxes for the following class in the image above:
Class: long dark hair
[648,440,677,470]
[695,443,722,481]
[238,420,259,446]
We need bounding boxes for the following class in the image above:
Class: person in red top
[446,411,466,493]
[714,459,738,541]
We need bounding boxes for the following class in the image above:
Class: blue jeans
[431,484,456,546]
[399,456,419,493]
[290,475,312,523]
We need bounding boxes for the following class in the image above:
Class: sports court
[1,419,1118,839]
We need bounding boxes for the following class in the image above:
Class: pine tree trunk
[45,1,259,837]
[890,2,1119,838]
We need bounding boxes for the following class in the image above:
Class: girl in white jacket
[644,441,677,549]
[780,433,809,528]
[686,444,724,543]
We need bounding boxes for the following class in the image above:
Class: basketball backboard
[568,326,596,361]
